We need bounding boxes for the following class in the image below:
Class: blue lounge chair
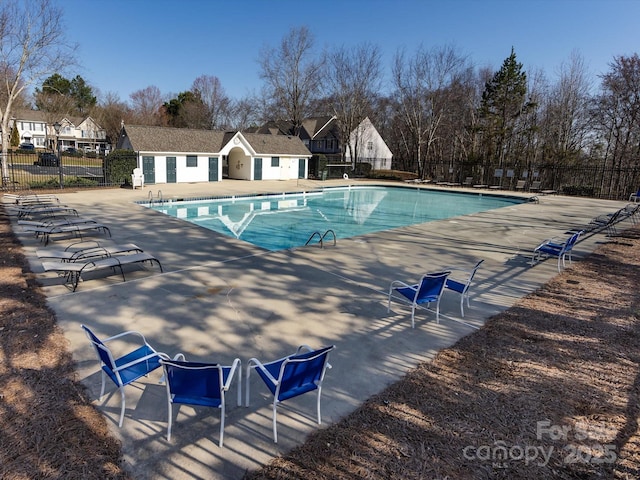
[81,324,183,427]
[532,231,583,272]
[160,358,242,446]
[443,260,484,317]
[388,271,451,327]
[245,345,335,443]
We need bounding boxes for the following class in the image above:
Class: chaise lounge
[41,251,162,291]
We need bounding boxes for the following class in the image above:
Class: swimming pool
[145,186,523,251]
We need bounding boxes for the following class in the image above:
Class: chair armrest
[389,280,413,290]
[222,358,242,390]
[246,358,279,386]
[102,330,149,346]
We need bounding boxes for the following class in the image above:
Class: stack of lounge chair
[530,203,639,271]
[4,193,163,291]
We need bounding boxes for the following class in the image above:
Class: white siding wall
[141,153,222,184]
[346,118,393,170]
[177,156,209,183]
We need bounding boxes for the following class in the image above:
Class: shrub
[28,176,99,189]
[104,149,137,185]
[561,185,597,197]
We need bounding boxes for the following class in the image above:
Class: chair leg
[316,388,322,425]
[219,403,225,448]
[460,295,465,317]
[167,402,173,441]
[100,371,106,399]
[273,400,279,443]
[118,387,126,427]
[410,305,416,328]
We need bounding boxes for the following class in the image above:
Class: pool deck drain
[8,179,632,480]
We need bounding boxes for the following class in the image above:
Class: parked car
[19,142,35,151]
[35,151,60,167]
[64,147,78,155]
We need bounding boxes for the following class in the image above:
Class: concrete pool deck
[8,179,633,479]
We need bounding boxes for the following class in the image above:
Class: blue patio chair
[388,271,451,327]
[245,345,336,443]
[442,260,484,317]
[531,230,583,272]
[81,324,182,427]
[160,358,242,447]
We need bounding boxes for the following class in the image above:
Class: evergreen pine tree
[479,47,531,166]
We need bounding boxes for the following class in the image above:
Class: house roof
[119,125,228,153]
[241,132,311,156]
[119,124,311,156]
[12,109,101,129]
[301,116,336,139]
[254,116,339,140]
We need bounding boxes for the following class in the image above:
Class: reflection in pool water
[146,186,522,251]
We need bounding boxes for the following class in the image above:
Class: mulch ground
[1,198,640,479]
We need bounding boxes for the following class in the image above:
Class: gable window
[186,155,198,167]
[367,141,373,151]
[271,157,279,167]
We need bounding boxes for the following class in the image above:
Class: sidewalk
[9,179,631,479]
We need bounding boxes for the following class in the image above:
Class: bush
[104,149,137,185]
[354,162,372,176]
[561,185,597,197]
[368,169,419,181]
[28,176,99,189]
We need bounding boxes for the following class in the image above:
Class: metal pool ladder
[305,229,336,248]
[148,189,163,206]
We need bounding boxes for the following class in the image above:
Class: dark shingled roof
[120,125,310,156]
[120,125,227,153]
[242,132,311,156]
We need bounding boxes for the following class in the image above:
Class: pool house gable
[345,117,393,171]
[220,131,312,181]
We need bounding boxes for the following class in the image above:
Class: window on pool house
[186,155,197,167]
[271,157,279,167]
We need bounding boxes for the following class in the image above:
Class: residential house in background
[8,110,108,153]
[250,115,392,178]
[117,124,312,185]
[344,117,392,171]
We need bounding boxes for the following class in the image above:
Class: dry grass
[0,203,131,480]
[1,198,640,479]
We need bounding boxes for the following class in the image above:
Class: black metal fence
[1,151,108,191]
[3,151,640,201]
[427,162,640,200]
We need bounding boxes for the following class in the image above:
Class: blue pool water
[146,186,523,251]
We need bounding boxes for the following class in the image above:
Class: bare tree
[593,53,640,195]
[0,0,75,184]
[94,91,132,149]
[129,85,164,125]
[324,43,382,169]
[258,26,324,134]
[228,95,262,130]
[192,75,232,129]
[539,51,593,167]
[392,44,470,179]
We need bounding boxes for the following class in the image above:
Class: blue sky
[60,0,639,103]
